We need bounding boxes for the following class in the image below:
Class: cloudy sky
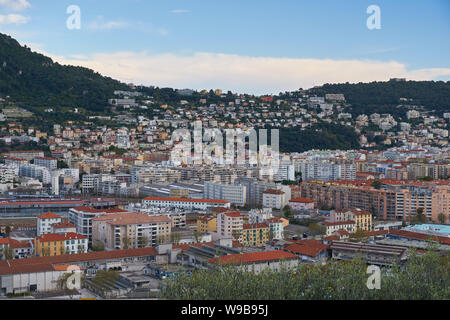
[1,0,449,95]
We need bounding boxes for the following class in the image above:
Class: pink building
[289,197,315,211]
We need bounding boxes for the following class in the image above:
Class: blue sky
[1,0,449,94]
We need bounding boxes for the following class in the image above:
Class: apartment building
[289,197,315,211]
[324,221,356,237]
[34,157,57,170]
[216,211,244,240]
[142,197,230,210]
[299,161,356,181]
[204,181,247,207]
[92,212,171,250]
[265,217,284,240]
[330,209,373,232]
[242,223,269,247]
[34,232,88,257]
[262,189,286,209]
[69,207,127,244]
[8,151,44,161]
[234,177,278,206]
[197,216,217,234]
[18,164,51,184]
[37,212,62,236]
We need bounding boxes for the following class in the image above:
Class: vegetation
[0,33,128,112]
[278,124,360,153]
[371,180,382,190]
[310,80,450,117]
[161,250,449,300]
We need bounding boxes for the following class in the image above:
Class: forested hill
[0,33,128,112]
[309,80,450,116]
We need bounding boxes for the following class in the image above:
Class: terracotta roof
[243,223,269,230]
[351,209,373,216]
[284,243,326,257]
[210,250,298,265]
[0,247,158,275]
[37,212,62,220]
[0,201,85,207]
[50,222,76,229]
[223,211,242,218]
[36,232,87,242]
[289,197,315,203]
[7,238,32,249]
[265,217,282,224]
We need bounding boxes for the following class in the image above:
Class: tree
[170,232,181,245]
[122,236,132,249]
[350,228,368,242]
[415,208,427,224]
[91,240,105,252]
[3,246,14,260]
[56,271,86,298]
[308,223,325,236]
[437,213,447,224]
[137,235,149,248]
[371,180,382,190]
[193,231,202,243]
[5,226,11,237]
[268,229,275,242]
[161,250,449,300]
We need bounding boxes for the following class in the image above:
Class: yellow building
[197,216,216,234]
[35,234,65,257]
[353,209,373,232]
[242,223,270,247]
[34,233,88,257]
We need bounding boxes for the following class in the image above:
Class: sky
[0,0,449,95]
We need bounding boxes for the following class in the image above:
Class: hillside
[309,80,450,116]
[0,33,128,112]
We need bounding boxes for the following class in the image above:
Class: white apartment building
[142,197,230,210]
[34,157,57,170]
[262,189,286,210]
[204,181,246,206]
[37,212,62,236]
[69,207,126,244]
[18,164,51,184]
[324,221,356,236]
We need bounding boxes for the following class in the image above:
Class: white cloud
[171,9,191,14]
[87,16,129,30]
[39,50,450,95]
[0,14,29,25]
[0,0,31,11]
